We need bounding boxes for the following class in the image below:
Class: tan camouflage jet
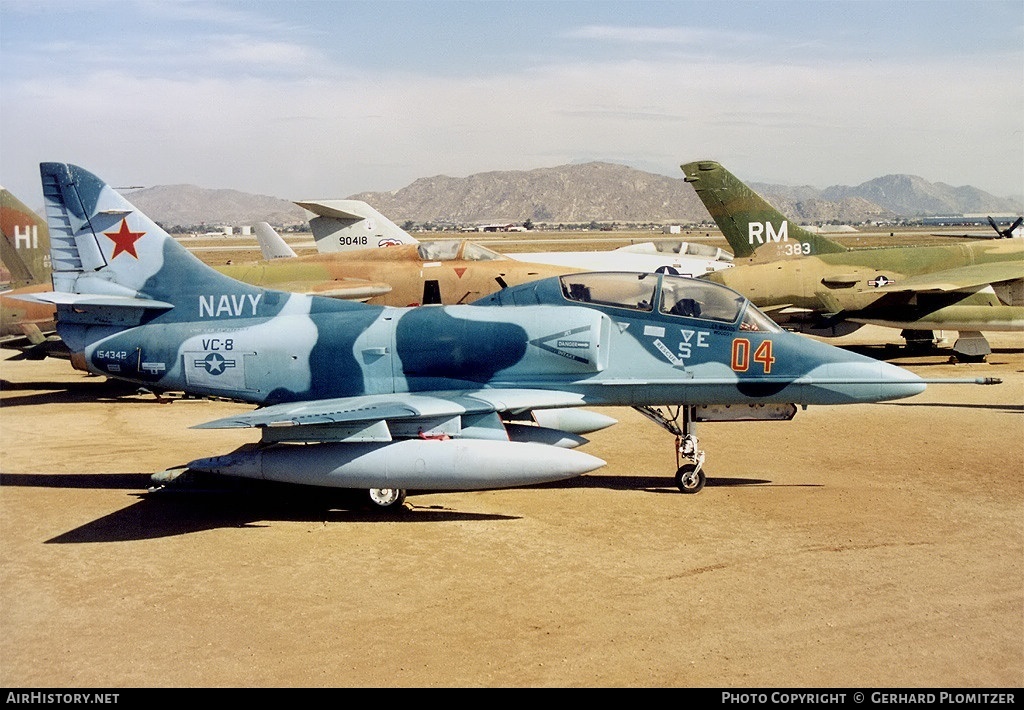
[681,161,1024,361]
[217,237,576,308]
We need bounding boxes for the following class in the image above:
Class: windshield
[658,277,743,322]
[461,242,505,261]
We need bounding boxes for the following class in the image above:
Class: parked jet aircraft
[301,198,735,277]
[681,161,1024,360]
[1,188,64,358]
[222,236,575,307]
[19,163,991,507]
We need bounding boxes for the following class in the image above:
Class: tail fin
[37,162,268,325]
[1,187,51,286]
[295,199,418,253]
[681,161,847,260]
[253,222,298,259]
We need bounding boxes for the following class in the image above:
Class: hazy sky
[2,0,1022,209]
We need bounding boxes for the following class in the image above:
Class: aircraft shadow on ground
[840,343,1023,363]
[0,377,161,407]
[531,473,778,492]
[3,468,800,543]
[0,472,517,543]
[880,401,1024,413]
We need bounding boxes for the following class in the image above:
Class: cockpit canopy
[416,240,507,262]
[558,272,780,331]
[616,241,734,262]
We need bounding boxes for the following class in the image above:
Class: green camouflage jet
[681,161,1024,360]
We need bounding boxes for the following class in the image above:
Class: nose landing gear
[635,405,706,494]
[674,433,706,494]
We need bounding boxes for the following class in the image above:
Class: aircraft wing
[188,389,605,487]
[194,387,589,432]
[864,261,1023,294]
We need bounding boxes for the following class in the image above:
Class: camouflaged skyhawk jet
[682,161,1024,361]
[16,163,996,509]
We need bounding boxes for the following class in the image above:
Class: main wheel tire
[366,488,407,510]
[675,464,706,494]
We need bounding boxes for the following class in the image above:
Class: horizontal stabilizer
[10,291,173,310]
[866,261,1024,294]
[294,200,376,221]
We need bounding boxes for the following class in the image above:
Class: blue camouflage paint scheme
[22,162,979,497]
[39,162,929,410]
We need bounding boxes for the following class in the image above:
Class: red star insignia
[103,218,145,259]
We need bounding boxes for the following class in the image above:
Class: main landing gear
[366,488,408,510]
[635,405,706,494]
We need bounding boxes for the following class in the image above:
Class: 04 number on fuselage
[731,338,775,374]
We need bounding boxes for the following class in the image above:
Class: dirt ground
[1,327,1021,688]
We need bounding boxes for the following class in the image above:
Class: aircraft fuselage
[60,272,925,409]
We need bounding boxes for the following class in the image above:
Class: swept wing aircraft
[681,161,1024,360]
[19,164,995,509]
[302,198,735,277]
[223,235,575,307]
[510,240,734,277]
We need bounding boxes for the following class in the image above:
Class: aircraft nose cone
[816,358,926,404]
[869,359,927,401]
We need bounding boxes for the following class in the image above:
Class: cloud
[562,24,760,47]
[2,6,1020,206]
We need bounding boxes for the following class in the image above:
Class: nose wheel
[635,405,708,494]
[675,462,706,494]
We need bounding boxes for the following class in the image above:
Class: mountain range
[127,162,1023,229]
